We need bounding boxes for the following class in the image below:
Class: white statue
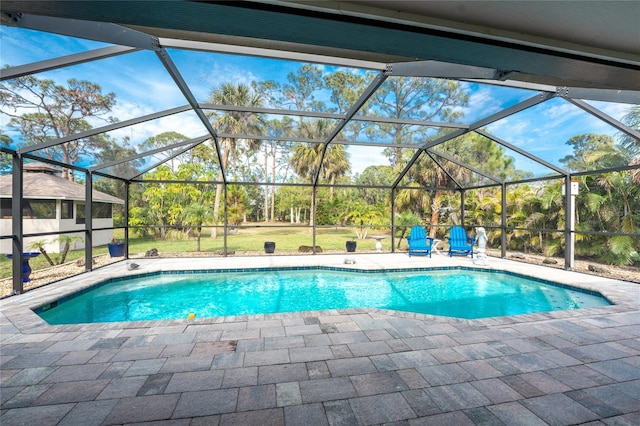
[473,227,489,265]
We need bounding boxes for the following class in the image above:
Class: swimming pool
[35,267,611,324]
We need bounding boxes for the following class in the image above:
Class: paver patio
[1,254,638,425]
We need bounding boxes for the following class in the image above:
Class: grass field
[1,224,404,280]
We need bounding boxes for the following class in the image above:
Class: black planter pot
[346,241,357,252]
[264,242,276,254]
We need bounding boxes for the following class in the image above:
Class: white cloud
[463,87,502,119]
[586,100,632,122]
[346,145,390,176]
[541,101,581,123]
[105,106,207,145]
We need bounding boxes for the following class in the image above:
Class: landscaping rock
[145,248,159,257]
[543,258,558,264]
[298,245,322,253]
[75,258,96,267]
[213,250,235,256]
[510,252,526,259]
[588,264,608,273]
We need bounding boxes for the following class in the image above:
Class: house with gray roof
[0,163,124,254]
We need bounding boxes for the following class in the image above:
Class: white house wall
[0,200,116,254]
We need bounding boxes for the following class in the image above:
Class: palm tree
[344,201,382,240]
[619,105,640,156]
[208,82,264,237]
[55,235,84,264]
[28,240,55,266]
[321,144,350,201]
[183,202,213,252]
[408,151,470,237]
[588,171,639,265]
[394,211,422,248]
[289,118,333,226]
[395,183,432,226]
[619,106,640,184]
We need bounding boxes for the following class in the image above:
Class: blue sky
[1,26,632,177]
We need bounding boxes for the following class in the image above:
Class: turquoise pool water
[36,268,611,324]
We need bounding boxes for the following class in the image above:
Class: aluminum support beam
[7,13,160,51]
[557,87,640,105]
[201,103,344,120]
[475,129,568,175]
[391,149,425,189]
[508,175,564,186]
[410,92,556,182]
[155,48,225,183]
[216,133,425,150]
[389,60,513,80]
[352,116,466,129]
[160,38,387,71]
[464,79,557,93]
[89,135,209,173]
[501,183,507,258]
[426,152,462,190]
[223,185,228,256]
[465,92,556,131]
[124,182,130,263]
[464,182,503,191]
[19,105,192,154]
[564,174,575,270]
[11,154,23,294]
[201,102,466,129]
[391,187,396,253]
[571,163,640,177]
[129,141,207,181]
[313,70,388,184]
[312,187,317,252]
[419,129,467,152]
[427,149,503,184]
[0,45,137,81]
[21,154,87,174]
[565,98,640,140]
[84,171,93,271]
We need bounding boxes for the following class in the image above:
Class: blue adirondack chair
[407,226,434,257]
[447,226,475,257]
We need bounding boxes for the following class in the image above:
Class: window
[76,203,85,224]
[1,199,10,218]
[27,200,57,219]
[76,202,113,224]
[93,202,113,219]
[61,200,73,219]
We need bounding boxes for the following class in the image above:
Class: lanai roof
[0,1,638,186]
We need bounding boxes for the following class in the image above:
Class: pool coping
[1,253,638,334]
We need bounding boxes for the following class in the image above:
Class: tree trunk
[39,248,55,266]
[59,243,70,264]
[429,191,445,238]
[308,194,315,233]
[397,229,407,248]
[212,146,230,239]
[271,145,276,221]
[329,175,335,201]
[212,175,223,239]
[264,144,269,222]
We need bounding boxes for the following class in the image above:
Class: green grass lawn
[1,224,404,279]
